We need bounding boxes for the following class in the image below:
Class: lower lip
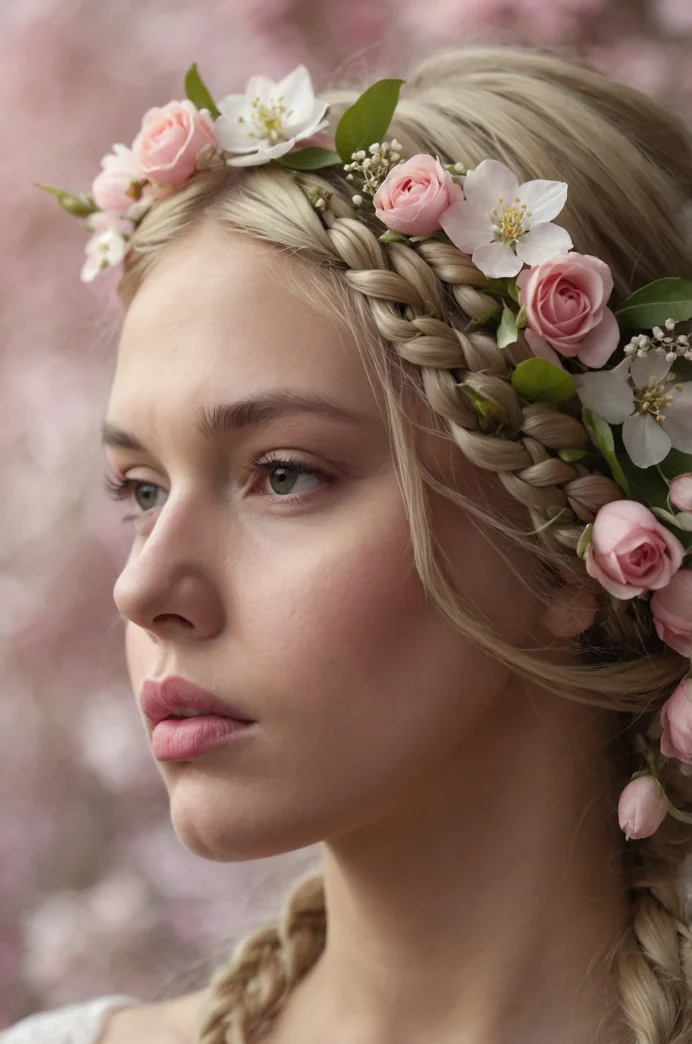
[151,715,255,761]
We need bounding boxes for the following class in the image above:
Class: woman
[7,42,692,1044]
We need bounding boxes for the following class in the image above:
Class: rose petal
[515,222,573,266]
[440,202,494,253]
[575,365,634,424]
[472,240,523,279]
[623,413,672,468]
[576,307,620,368]
[585,544,645,599]
[518,179,568,224]
[524,330,563,366]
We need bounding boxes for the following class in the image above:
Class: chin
[166,782,330,863]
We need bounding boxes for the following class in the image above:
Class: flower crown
[39,63,692,841]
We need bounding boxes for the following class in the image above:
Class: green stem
[666,803,692,826]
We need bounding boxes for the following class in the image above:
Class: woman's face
[106,222,542,861]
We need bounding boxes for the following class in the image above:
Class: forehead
[109,224,378,425]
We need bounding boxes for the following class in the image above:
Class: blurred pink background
[3,0,692,1028]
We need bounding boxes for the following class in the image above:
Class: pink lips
[140,675,254,727]
[140,676,256,761]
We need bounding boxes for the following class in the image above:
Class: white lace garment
[2,994,143,1044]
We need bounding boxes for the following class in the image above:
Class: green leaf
[278,147,343,171]
[515,304,528,329]
[507,280,521,305]
[480,277,509,295]
[576,523,593,559]
[463,386,501,433]
[511,357,576,403]
[581,408,631,494]
[651,507,692,532]
[618,455,669,509]
[615,277,692,329]
[34,182,99,217]
[467,304,502,329]
[497,304,519,349]
[184,62,221,119]
[379,228,408,243]
[334,78,404,163]
[558,448,590,463]
[659,449,692,481]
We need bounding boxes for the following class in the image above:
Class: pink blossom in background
[654,0,692,32]
[2,0,692,1029]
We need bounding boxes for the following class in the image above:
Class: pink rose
[651,570,692,656]
[517,252,619,369]
[618,775,668,840]
[132,100,217,187]
[373,154,463,236]
[670,474,692,513]
[92,144,141,215]
[585,500,684,599]
[660,679,692,764]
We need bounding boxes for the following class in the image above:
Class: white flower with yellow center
[214,65,328,167]
[80,212,132,282]
[440,159,573,278]
[576,354,692,469]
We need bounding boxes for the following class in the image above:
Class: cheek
[233,483,435,702]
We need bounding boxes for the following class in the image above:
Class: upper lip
[140,676,255,727]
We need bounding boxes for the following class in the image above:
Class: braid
[619,820,692,1043]
[318,208,621,560]
[196,870,326,1043]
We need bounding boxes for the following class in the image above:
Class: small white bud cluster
[343,139,404,206]
[306,187,333,213]
[624,317,692,362]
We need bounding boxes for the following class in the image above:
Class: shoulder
[99,989,209,1044]
[1,995,143,1044]
[97,1001,188,1043]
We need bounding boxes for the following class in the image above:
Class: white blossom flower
[576,354,692,469]
[214,65,328,167]
[80,212,132,282]
[440,159,573,278]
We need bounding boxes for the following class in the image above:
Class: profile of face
[105,222,545,862]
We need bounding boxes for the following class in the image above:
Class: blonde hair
[118,45,692,1044]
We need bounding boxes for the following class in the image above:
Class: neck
[273,678,631,1044]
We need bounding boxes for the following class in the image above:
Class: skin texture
[104,224,630,1044]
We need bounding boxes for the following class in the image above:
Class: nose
[113,499,225,643]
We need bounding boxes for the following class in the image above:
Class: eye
[247,452,332,501]
[102,474,167,519]
[102,453,333,524]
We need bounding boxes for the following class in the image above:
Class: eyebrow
[100,390,373,451]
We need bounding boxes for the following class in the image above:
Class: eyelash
[103,452,333,523]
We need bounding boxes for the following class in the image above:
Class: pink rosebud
[132,100,217,188]
[516,252,619,369]
[618,775,668,840]
[373,154,463,237]
[92,144,141,215]
[585,500,684,599]
[651,570,692,657]
[661,679,692,764]
[670,474,692,513]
